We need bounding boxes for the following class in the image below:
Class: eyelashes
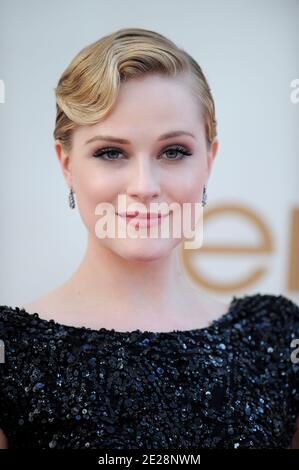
[92,144,193,162]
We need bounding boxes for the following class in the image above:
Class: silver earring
[68,187,75,209]
[202,185,207,207]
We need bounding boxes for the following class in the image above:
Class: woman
[0,27,298,449]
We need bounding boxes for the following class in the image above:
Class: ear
[54,140,73,188]
[206,138,219,178]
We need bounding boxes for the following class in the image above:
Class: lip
[117,212,169,228]
[118,212,165,219]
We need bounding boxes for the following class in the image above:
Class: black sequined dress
[0,293,299,449]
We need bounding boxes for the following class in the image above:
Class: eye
[92,145,192,161]
[161,145,192,161]
[92,147,123,161]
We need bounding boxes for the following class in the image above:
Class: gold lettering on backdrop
[288,207,299,291]
[181,204,273,293]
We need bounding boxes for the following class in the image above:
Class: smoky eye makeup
[90,143,194,162]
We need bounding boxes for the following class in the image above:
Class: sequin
[0,293,299,449]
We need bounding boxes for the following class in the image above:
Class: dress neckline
[3,296,242,337]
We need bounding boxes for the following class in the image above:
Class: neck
[64,234,197,327]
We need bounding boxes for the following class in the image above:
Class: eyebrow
[84,130,195,145]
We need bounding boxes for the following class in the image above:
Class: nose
[126,157,161,203]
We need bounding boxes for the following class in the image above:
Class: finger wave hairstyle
[53,27,217,153]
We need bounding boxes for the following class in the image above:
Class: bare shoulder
[0,428,8,449]
[22,295,56,317]
[202,293,230,317]
[20,280,96,328]
[22,283,71,321]
[186,287,230,326]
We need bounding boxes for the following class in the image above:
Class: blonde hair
[53,27,217,153]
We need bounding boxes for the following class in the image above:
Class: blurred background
[0,0,298,307]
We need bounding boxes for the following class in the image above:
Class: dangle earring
[202,184,207,207]
[68,187,76,209]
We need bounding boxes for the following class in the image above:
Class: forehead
[75,74,205,143]
[113,74,201,121]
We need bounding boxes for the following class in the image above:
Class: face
[55,74,218,262]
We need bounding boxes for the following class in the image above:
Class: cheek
[72,167,120,231]
[74,168,118,206]
[168,166,204,204]
[166,166,204,231]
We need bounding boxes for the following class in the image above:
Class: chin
[113,239,177,262]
